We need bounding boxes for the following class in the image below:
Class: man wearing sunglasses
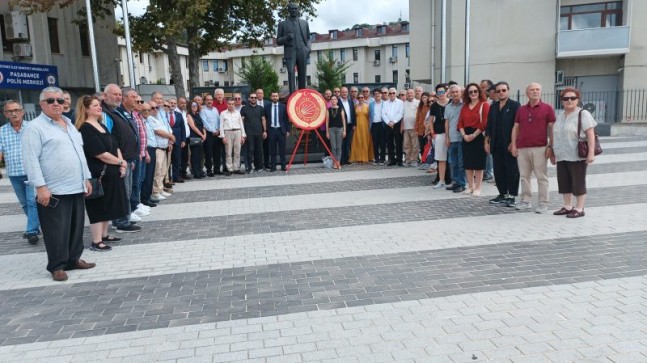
[510,83,556,214]
[1,100,40,245]
[382,87,404,166]
[485,82,521,208]
[22,87,96,281]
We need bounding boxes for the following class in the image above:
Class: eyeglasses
[141,109,152,112]
[388,92,396,95]
[163,105,170,108]
[495,89,507,93]
[136,100,145,104]
[399,94,406,97]
[43,98,65,105]
[561,96,578,101]
[4,109,23,114]
[234,97,241,100]
[468,90,479,95]
[249,97,257,99]
[358,96,364,99]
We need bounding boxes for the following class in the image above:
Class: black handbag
[86,164,106,199]
[577,110,602,158]
[189,137,203,146]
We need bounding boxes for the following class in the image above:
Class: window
[405,43,410,58]
[374,49,381,61]
[377,25,386,35]
[328,50,334,60]
[392,70,398,84]
[0,15,12,52]
[224,81,230,86]
[213,60,219,71]
[375,75,381,83]
[283,80,288,86]
[139,52,144,63]
[340,49,346,62]
[353,73,359,83]
[307,75,312,86]
[355,28,363,37]
[405,69,410,83]
[241,58,246,69]
[560,1,622,30]
[215,81,220,87]
[79,25,90,57]
[352,47,358,61]
[221,60,228,72]
[48,18,60,53]
[317,50,323,62]
[330,30,337,40]
[309,33,316,42]
[402,23,409,32]
[203,60,209,72]
[391,45,398,58]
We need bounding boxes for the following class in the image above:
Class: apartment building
[409,0,646,123]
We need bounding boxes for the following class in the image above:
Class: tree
[10,0,117,24]
[236,56,280,97]
[314,53,351,93]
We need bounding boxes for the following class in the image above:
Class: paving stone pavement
[0,136,645,362]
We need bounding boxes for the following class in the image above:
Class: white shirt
[176,107,189,136]
[340,98,352,124]
[382,98,404,124]
[402,99,419,130]
[219,110,247,138]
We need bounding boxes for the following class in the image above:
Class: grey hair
[103,83,120,94]
[122,87,137,97]
[214,88,224,95]
[39,87,64,101]
[448,84,461,93]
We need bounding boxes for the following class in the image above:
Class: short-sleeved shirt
[514,101,556,148]
[0,121,28,176]
[148,115,171,148]
[240,104,264,135]
[428,102,448,135]
[553,108,598,162]
[444,100,464,142]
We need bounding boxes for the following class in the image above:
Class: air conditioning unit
[13,43,32,58]
[389,57,397,63]
[373,60,380,66]
[582,101,605,118]
[3,11,29,40]
[279,67,287,73]
[555,70,564,85]
[217,68,225,73]
[404,83,411,89]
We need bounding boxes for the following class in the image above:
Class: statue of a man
[276,2,310,95]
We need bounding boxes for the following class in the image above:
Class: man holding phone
[22,87,97,282]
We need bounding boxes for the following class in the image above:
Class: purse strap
[99,126,112,183]
[577,109,583,140]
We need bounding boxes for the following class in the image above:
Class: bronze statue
[277,2,311,95]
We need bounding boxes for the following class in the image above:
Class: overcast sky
[114,0,409,34]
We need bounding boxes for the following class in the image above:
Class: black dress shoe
[234,170,245,175]
[453,186,466,193]
[174,178,185,183]
[387,162,397,166]
[142,200,157,207]
[183,174,192,180]
[214,171,224,175]
[280,165,286,170]
[225,171,232,176]
[207,172,215,177]
[446,184,458,191]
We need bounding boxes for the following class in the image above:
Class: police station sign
[0,61,58,90]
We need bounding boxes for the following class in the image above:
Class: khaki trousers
[224,130,242,172]
[402,129,419,163]
[517,147,549,206]
[154,148,170,194]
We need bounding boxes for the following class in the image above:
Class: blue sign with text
[0,61,58,90]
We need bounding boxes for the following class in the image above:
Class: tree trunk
[165,36,185,98]
[187,26,201,95]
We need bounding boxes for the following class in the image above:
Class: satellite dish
[583,102,596,114]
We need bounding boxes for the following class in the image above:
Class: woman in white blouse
[550,87,597,218]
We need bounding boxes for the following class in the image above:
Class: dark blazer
[264,102,290,134]
[105,103,138,161]
[276,17,311,57]
[170,110,186,146]
[338,97,356,127]
[486,99,521,153]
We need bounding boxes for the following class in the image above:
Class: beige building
[0,3,119,107]
[200,22,411,90]
[409,0,647,123]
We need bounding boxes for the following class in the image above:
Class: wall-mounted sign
[0,61,58,90]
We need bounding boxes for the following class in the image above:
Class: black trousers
[341,125,354,163]
[493,147,520,196]
[263,137,271,169]
[384,123,403,164]
[203,133,222,173]
[38,193,86,272]
[190,144,204,176]
[181,142,190,176]
[171,143,182,181]
[245,134,264,171]
[142,146,156,202]
[371,123,385,162]
[268,128,287,167]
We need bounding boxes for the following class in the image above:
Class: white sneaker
[410,161,419,168]
[160,191,172,197]
[430,162,438,170]
[418,163,430,170]
[433,182,446,189]
[134,208,150,217]
[129,213,142,223]
[535,205,548,214]
[152,193,166,201]
[515,201,533,210]
[137,203,150,211]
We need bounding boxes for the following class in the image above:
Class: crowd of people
[0,80,598,281]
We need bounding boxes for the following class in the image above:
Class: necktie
[169,112,175,127]
[273,104,278,128]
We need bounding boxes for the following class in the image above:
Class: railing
[512,89,647,123]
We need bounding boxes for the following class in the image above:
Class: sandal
[90,242,112,251]
[566,209,585,219]
[553,206,573,216]
[102,235,121,242]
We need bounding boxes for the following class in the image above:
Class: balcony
[557,26,630,58]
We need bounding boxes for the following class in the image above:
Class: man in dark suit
[276,2,310,95]
[256,89,273,170]
[338,87,356,165]
[485,81,521,207]
[168,98,187,183]
[264,92,290,171]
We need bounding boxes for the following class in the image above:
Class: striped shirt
[0,121,28,176]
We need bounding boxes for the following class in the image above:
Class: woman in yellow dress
[349,94,374,163]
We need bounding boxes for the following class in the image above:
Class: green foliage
[236,56,280,97]
[314,53,351,93]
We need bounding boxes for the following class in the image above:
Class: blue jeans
[485,154,494,178]
[130,158,144,211]
[448,142,466,187]
[9,175,40,234]
[114,159,134,228]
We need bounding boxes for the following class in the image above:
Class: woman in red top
[458,83,490,196]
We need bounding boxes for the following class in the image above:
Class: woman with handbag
[187,102,207,179]
[457,83,490,196]
[76,96,128,251]
[550,87,598,218]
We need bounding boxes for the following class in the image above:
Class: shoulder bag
[86,164,106,199]
[577,109,602,158]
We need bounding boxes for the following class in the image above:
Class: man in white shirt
[369,88,385,165]
[381,87,404,166]
[401,89,420,167]
[219,99,247,175]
